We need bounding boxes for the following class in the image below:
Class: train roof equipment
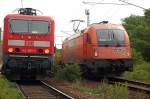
[13,8,43,16]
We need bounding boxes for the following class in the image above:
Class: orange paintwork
[62,23,132,64]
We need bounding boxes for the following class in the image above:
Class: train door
[83,32,91,59]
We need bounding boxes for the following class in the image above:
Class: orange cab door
[83,33,91,59]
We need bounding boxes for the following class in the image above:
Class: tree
[122,10,150,61]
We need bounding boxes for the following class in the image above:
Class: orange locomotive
[62,21,133,76]
[2,8,55,80]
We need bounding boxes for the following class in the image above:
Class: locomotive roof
[89,23,125,30]
[63,23,126,43]
[4,14,54,21]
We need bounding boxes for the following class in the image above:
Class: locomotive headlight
[127,52,130,57]
[45,49,49,54]
[94,51,98,57]
[94,49,98,57]
[8,48,13,53]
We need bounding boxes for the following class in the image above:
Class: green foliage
[54,50,62,65]
[54,64,81,82]
[74,80,128,99]
[123,62,150,83]
[0,75,22,99]
[122,11,150,61]
[51,64,62,75]
[122,11,150,83]
[132,48,144,64]
[97,82,128,99]
[56,49,62,53]
[144,8,150,23]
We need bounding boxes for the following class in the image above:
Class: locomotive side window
[9,19,50,34]
[86,33,91,44]
[97,29,125,46]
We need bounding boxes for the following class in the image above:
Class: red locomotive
[2,8,54,80]
[62,21,133,76]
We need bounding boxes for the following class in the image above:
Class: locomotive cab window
[9,20,28,33]
[30,20,49,34]
[9,19,50,34]
[96,29,125,46]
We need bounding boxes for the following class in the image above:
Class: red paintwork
[62,23,132,64]
[3,14,55,55]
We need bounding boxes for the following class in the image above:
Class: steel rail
[108,77,150,95]
[17,81,57,99]
[16,83,26,99]
[17,81,74,99]
[41,81,75,99]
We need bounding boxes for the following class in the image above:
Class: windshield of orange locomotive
[9,19,50,34]
[96,29,125,46]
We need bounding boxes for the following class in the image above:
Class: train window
[30,20,49,34]
[9,20,28,33]
[86,33,91,44]
[112,30,125,41]
[9,19,50,34]
[97,29,125,45]
[97,30,111,41]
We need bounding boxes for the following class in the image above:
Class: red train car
[62,21,133,76]
[2,8,55,80]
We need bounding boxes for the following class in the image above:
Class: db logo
[25,41,33,46]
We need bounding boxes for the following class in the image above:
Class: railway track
[108,77,150,95]
[17,81,74,99]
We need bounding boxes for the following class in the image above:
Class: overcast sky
[0,0,149,48]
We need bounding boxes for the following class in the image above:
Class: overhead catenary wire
[61,30,72,36]
[118,0,146,10]
[107,4,126,21]
[83,1,129,5]
[82,0,146,26]
[82,1,130,26]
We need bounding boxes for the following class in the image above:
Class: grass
[123,62,150,83]
[0,75,22,99]
[73,80,129,99]
[73,80,149,99]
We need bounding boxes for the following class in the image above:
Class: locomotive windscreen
[96,29,125,46]
[9,19,50,34]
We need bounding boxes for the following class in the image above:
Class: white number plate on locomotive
[112,48,127,54]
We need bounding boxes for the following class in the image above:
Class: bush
[123,62,150,83]
[132,48,144,64]
[97,81,128,99]
[54,64,81,82]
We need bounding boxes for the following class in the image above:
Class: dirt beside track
[44,78,150,99]
[44,78,100,99]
